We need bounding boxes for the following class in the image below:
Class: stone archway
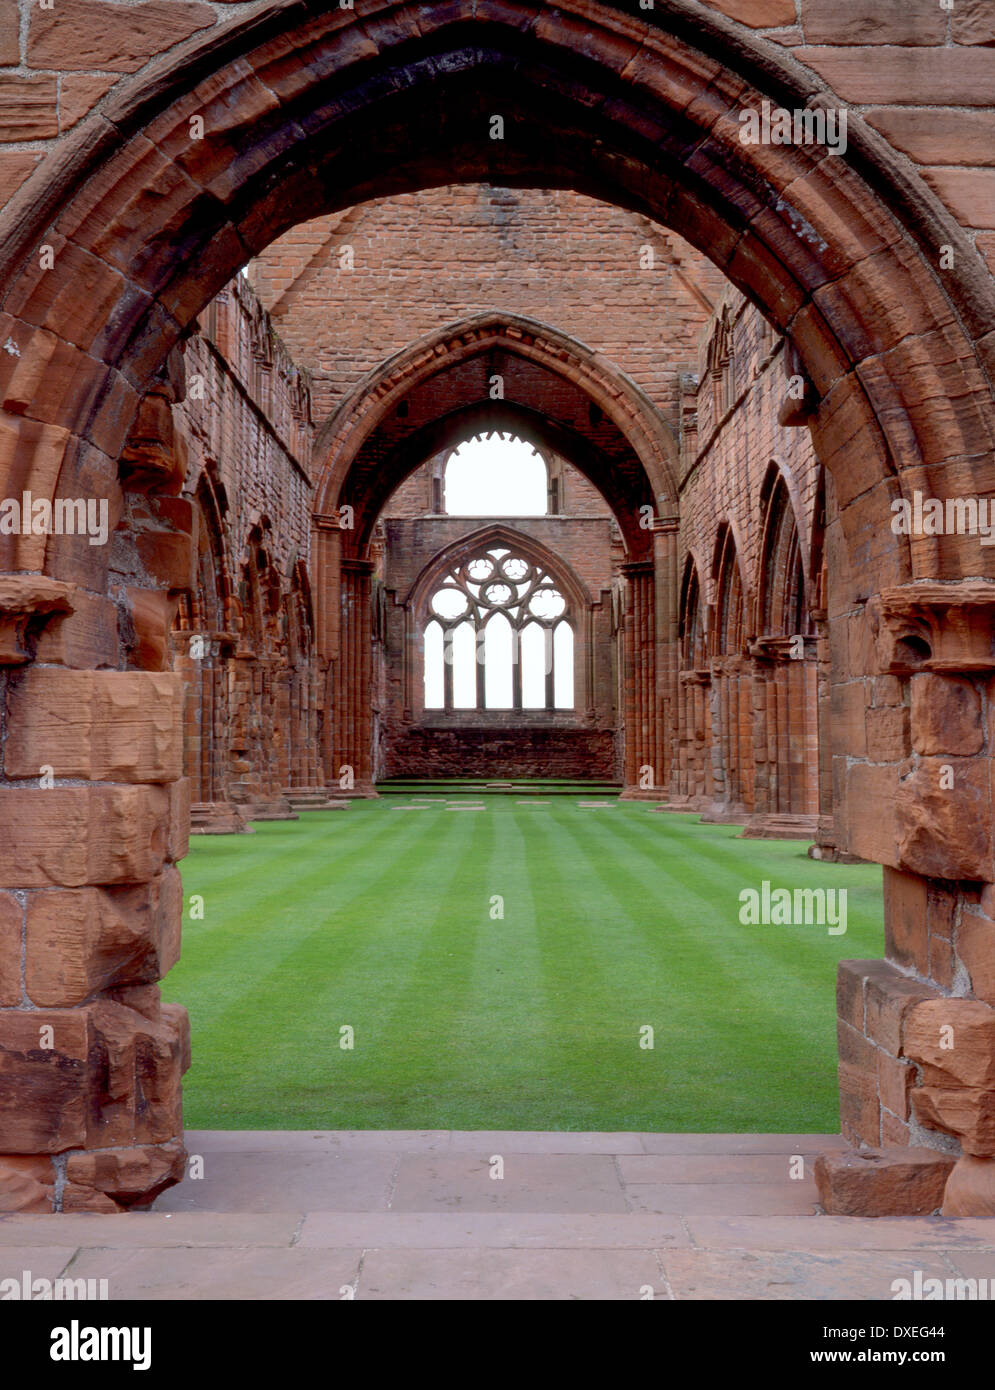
[1,0,994,1212]
[310,312,680,793]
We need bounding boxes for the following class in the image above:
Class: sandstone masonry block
[942,1154,995,1217]
[25,869,182,1007]
[0,76,58,141]
[0,893,21,1007]
[65,1138,186,1208]
[28,0,215,72]
[905,998,995,1089]
[5,668,183,782]
[0,785,169,888]
[0,1009,90,1152]
[814,1147,955,1216]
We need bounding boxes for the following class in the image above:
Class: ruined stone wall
[170,275,322,826]
[249,186,727,426]
[673,290,821,836]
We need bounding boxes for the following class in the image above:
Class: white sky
[444,434,547,515]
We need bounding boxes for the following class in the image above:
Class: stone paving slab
[67,1246,363,1301]
[0,1214,300,1247]
[156,1151,398,1213]
[390,1154,629,1213]
[356,1247,664,1300]
[618,1153,816,1184]
[683,1215,995,1251]
[625,1182,819,1217]
[940,1250,995,1279]
[184,1129,452,1153]
[0,1247,78,1280]
[659,1249,960,1301]
[636,1133,849,1155]
[444,1131,645,1154]
[298,1212,690,1249]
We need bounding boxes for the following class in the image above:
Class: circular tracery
[429,546,572,631]
[425,544,575,710]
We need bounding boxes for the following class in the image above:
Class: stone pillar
[827,584,995,1215]
[0,581,190,1212]
[619,560,657,798]
[654,521,679,801]
[740,636,819,840]
[332,558,377,797]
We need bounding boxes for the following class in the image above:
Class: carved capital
[869,583,995,674]
[0,576,76,665]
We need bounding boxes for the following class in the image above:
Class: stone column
[825,584,995,1216]
[332,558,377,797]
[619,560,657,798]
[0,578,190,1213]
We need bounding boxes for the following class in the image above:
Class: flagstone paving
[2,1133,994,1300]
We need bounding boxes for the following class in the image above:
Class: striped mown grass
[162,797,883,1131]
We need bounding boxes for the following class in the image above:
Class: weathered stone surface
[864,705,909,762]
[86,1000,189,1148]
[0,1010,90,1152]
[32,589,118,669]
[59,74,118,132]
[794,46,995,106]
[66,1139,186,1208]
[905,998,995,1088]
[802,0,945,46]
[0,786,169,888]
[125,588,178,671]
[28,0,215,73]
[24,869,182,1007]
[814,1147,955,1216]
[951,0,995,46]
[912,1086,995,1156]
[865,109,995,168]
[0,1161,53,1213]
[0,893,21,1007]
[60,1184,121,1213]
[910,674,983,756]
[167,778,191,862]
[882,868,928,975]
[863,961,936,1056]
[0,576,75,666]
[922,168,995,233]
[0,76,58,141]
[701,0,795,26]
[895,758,992,881]
[958,906,995,1006]
[942,1154,995,1218]
[5,669,183,782]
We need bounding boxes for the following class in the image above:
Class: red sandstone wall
[249,186,726,426]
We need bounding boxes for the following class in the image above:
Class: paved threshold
[1,1132,993,1300]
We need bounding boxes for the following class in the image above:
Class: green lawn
[162,797,884,1132]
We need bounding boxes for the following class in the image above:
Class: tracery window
[423,544,574,710]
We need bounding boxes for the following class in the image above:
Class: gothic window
[680,560,706,669]
[707,306,735,424]
[760,473,807,637]
[423,544,574,711]
[714,526,745,656]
